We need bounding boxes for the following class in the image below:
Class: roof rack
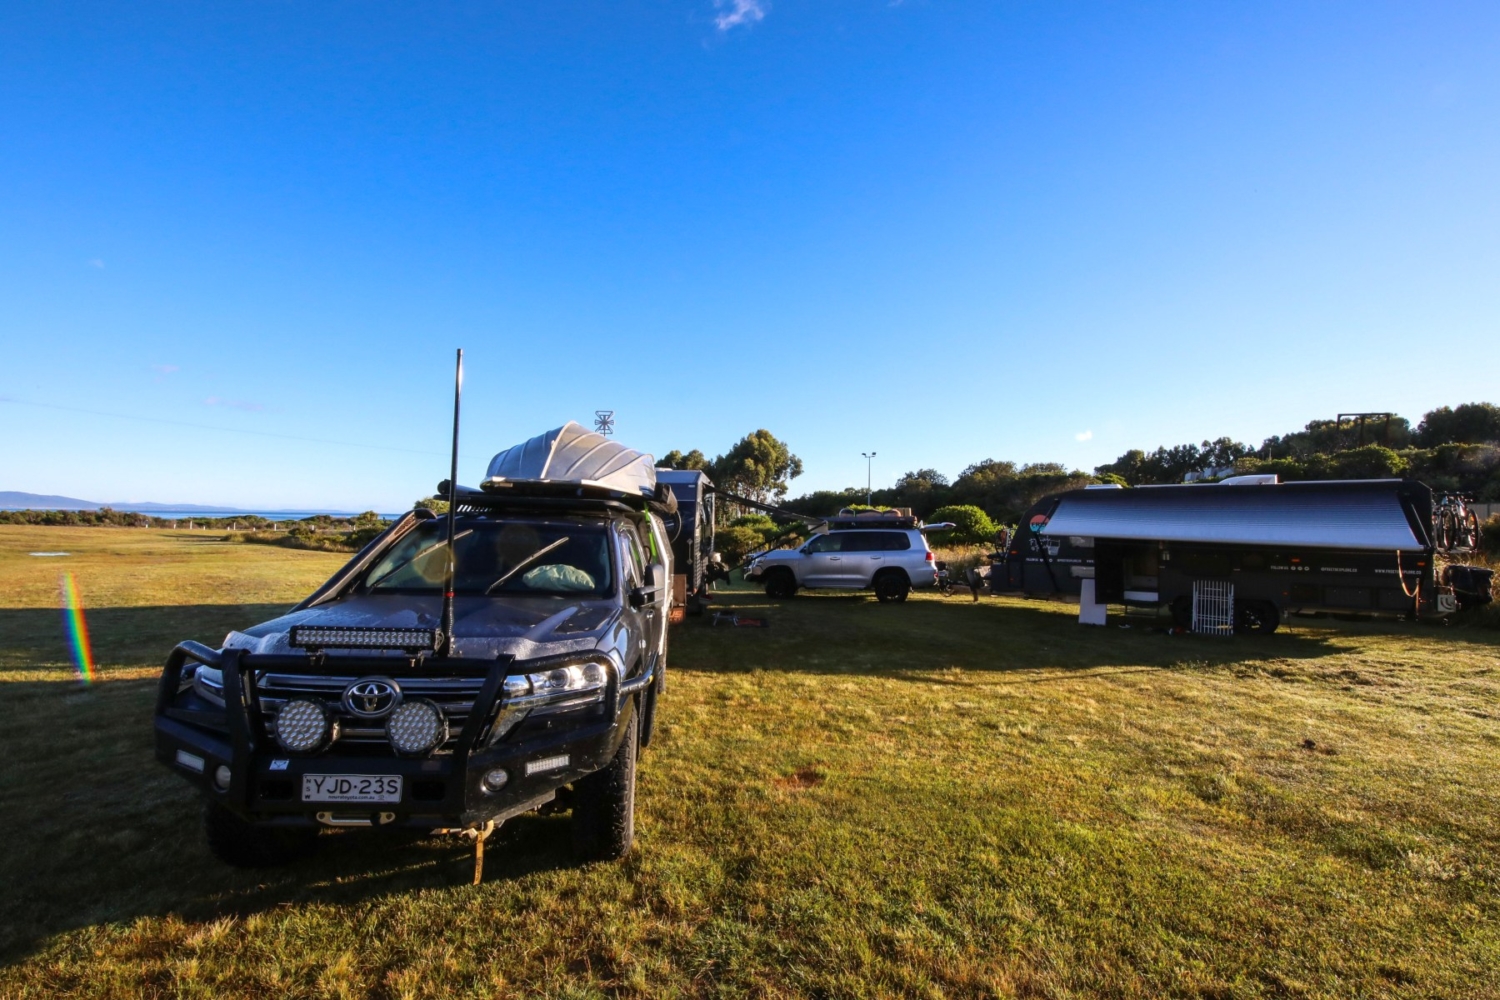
[826,508,919,530]
[440,481,650,515]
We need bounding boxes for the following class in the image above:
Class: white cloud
[715,0,766,31]
[1075,430,1093,442]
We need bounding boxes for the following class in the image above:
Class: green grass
[1,526,1498,998]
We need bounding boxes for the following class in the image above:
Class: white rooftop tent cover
[483,421,657,497]
[1039,482,1424,551]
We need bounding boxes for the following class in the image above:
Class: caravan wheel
[1235,601,1280,635]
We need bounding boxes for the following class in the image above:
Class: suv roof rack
[827,508,919,530]
[443,481,651,514]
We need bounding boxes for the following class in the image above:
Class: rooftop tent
[482,421,657,497]
[1038,480,1426,551]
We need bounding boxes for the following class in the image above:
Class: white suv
[744,519,939,602]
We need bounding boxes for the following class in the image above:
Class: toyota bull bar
[154,629,657,832]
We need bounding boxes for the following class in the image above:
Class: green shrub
[927,505,998,546]
[715,526,766,566]
[1480,516,1500,560]
[1325,445,1408,480]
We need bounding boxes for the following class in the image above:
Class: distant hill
[0,491,248,513]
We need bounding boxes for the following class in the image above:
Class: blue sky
[3,1,1497,511]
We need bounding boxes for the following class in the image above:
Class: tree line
[1095,402,1500,497]
[664,402,1500,560]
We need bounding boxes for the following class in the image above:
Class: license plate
[302,774,403,803]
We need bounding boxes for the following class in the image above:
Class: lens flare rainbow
[60,573,95,683]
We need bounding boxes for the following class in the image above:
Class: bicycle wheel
[1435,511,1455,550]
[1461,509,1479,550]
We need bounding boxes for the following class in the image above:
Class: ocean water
[129,510,405,522]
[3,508,402,522]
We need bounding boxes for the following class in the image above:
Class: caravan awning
[1039,482,1425,551]
[483,422,656,498]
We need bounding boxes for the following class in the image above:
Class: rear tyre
[873,571,910,603]
[764,569,798,599]
[203,801,317,868]
[571,710,638,862]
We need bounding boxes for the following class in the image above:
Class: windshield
[362,519,614,596]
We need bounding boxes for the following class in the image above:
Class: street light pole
[861,451,877,507]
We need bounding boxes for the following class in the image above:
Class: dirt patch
[775,767,826,790]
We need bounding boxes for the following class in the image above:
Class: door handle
[870,557,882,561]
[828,556,841,561]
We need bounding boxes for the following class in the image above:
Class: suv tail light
[925,551,934,561]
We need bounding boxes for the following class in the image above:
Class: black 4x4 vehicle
[154,423,674,868]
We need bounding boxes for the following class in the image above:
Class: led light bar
[289,625,440,652]
[525,754,570,776]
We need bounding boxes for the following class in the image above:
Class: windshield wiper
[366,529,474,590]
[485,537,569,594]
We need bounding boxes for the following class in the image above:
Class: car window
[362,519,613,596]
[620,526,645,586]
[805,533,841,553]
[840,532,875,552]
[877,531,913,551]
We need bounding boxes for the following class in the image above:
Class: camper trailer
[655,468,717,616]
[991,478,1484,632]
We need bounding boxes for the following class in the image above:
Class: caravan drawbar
[991,479,1463,631]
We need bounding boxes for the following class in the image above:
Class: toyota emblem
[342,677,403,719]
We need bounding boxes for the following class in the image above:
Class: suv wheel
[873,570,910,603]
[763,569,798,599]
[203,801,317,868]
[571,709,638,861]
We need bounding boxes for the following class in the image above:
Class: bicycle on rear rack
[1433,492,1480,552]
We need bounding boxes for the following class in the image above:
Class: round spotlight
[482,767,509,794]
[275,698,332,754]
[386,699,448,756]
[213,764,232,790]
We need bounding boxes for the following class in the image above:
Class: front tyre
[764,569,798,599]
[203,801,317,868]
[571,709,638,862]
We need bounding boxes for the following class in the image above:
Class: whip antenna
[439,348,463,656]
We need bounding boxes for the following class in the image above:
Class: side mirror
[630,562,667,610]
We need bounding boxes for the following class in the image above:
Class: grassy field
[1,526,1498,998]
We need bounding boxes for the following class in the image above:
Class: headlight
[192,665,226,706]
[528,662,607,697]
[484,659,611,746]
[385,698,448,756]
[275,698,335,754]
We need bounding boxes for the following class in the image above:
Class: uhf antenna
[439,348,463,657]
